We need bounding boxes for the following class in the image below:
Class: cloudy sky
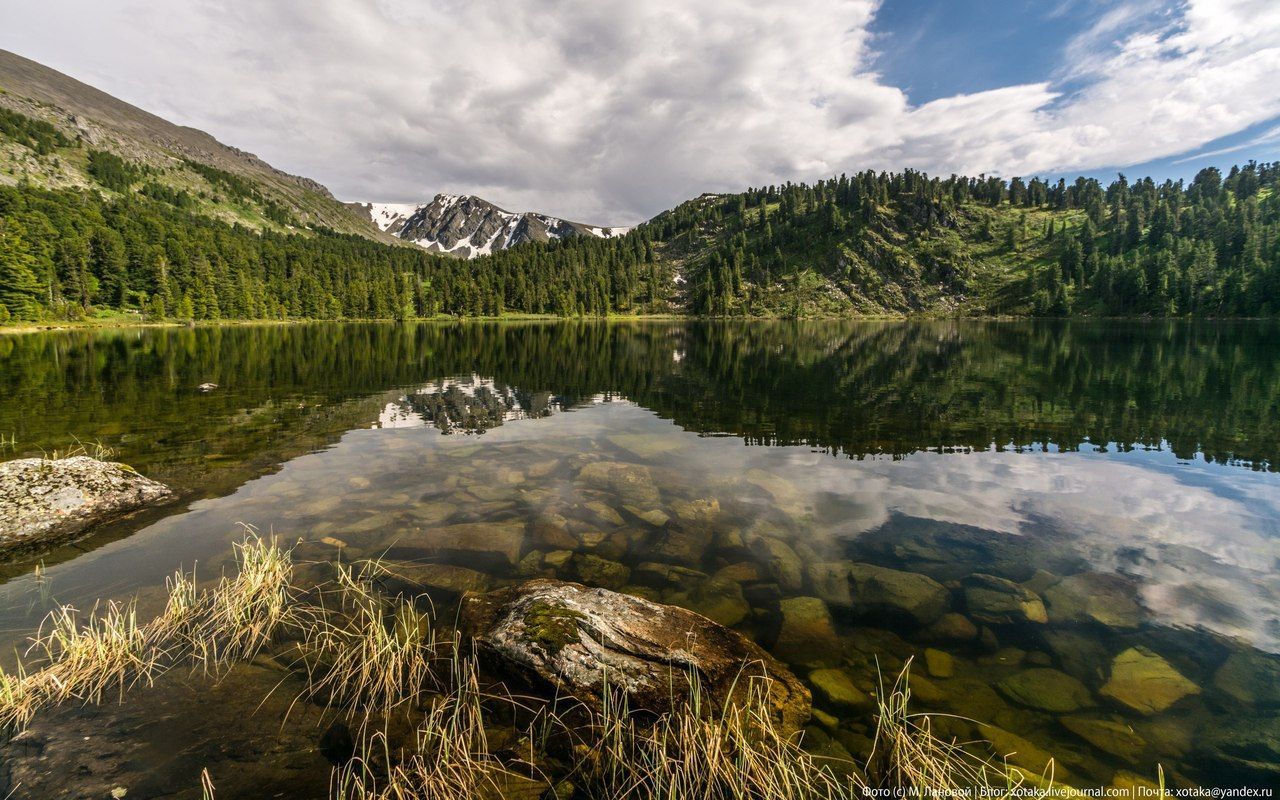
[3,0,1279,223]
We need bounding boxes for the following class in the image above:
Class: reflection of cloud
[769,448,1280,651]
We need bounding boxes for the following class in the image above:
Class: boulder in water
[0,456,173,554]
[460,579,811,734]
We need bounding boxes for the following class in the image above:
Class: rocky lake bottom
[0,320,1277,796]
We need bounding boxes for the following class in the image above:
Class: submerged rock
[460,579,811,734]
[1099,647,1200,715]
[398,520,526,568]
[1059,716,1147,764]
[807,668,872,712]
[962,573,1048,625]
[577,461,661,507]
[997,668,1094,713]
[1044,572,1144,629]
[1193,714,1280,782]
[0,456,173,553]
[810,561,949,626]
[749,536,804,592]
[1212,650,1280,707]
[378,561,493,597]
[772,596,841,667]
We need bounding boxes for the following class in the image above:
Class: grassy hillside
[0,49,389,241]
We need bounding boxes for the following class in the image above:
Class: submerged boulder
[1100,647,1200,715]
[962,573,1048,625]
[810,561,949,626]
[0,456,173,553]
[461,579,811,734]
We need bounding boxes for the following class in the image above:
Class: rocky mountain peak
[359,194,629,258]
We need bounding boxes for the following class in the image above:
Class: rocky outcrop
[0,456,173,553]
[460,579,811,734]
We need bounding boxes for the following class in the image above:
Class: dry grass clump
[331,656,523,800]
[863,660,1032,794]
[0,529,296,733]
[300,560,439,717]
[566,673,860,800]
[28,600,159,706]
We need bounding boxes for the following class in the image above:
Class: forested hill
[477,162,1280,318]
[1,49,1278,322]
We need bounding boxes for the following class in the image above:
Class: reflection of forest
[1,319,1276,475]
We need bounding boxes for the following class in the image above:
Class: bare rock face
[0,456,173,553]
[461,579,812,734]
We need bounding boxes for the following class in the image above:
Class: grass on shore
[0,534,1114,799]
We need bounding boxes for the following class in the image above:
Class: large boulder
[460,579,811,734]
[810,561,949,626]
[0,456,173,553]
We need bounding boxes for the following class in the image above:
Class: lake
[0,319,1277,796]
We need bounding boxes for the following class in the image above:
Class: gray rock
[461,579,811,734]
[578,461,661,507]
[0,456,173,553]
[963,573,1048,625]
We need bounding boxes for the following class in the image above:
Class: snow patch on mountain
[359,194,628,258]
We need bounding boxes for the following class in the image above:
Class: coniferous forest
[1,102,1278,323]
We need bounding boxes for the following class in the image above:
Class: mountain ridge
[353,193,630,258]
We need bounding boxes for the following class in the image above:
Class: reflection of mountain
[3,319,1277,474]
[396,376,559,434]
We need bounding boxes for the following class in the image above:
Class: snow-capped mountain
[355,194,630,258]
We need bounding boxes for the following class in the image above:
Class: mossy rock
[522,602,586,655]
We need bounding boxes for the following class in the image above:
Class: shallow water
[0,320,1277,795]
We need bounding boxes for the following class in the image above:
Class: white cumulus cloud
[0,0,1277,222]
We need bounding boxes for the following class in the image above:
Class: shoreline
[2,312,1273,335]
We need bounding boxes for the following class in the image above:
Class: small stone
[1100,647,1200,715]
[998,668,1094,713]
[977,724,1058,776]
[623,505,670,527]
[773,597,840,667]
[963,573,1048,625]
[924,648,955,678]
[907,673,946,705]
[670,498,720,530]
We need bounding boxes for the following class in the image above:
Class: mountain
[0,48,390,241]
[355,194,629,258]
